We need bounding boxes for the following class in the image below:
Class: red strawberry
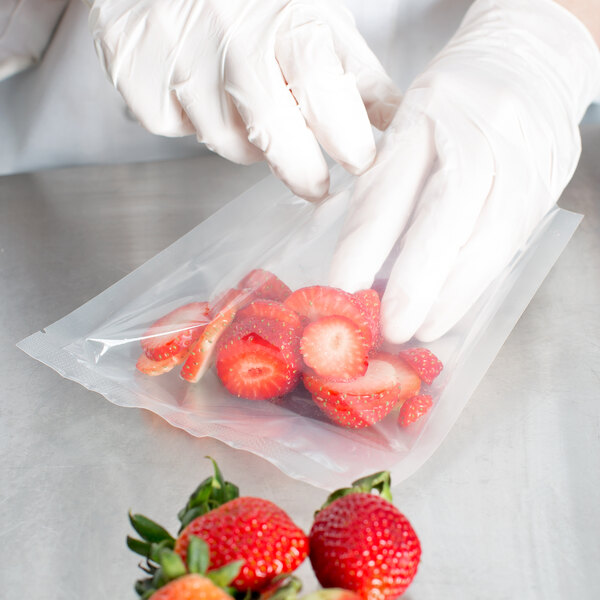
[176,497,309,591]
[304,353,420,429]
[128,460,304,595]
[141,302,210,361]
[388,354,422,403]
[181,304,237,383]
[284,286,373,349]
[300,316,368,381]
[236,300,303,335]
[398,394,433,427]
[398,347,443,385]
[238,269,292,302]
[303,357,399,428]
[216,337,300,400]
[309,472,421,600]
[352,289,381,347]
[150,574,234,600]
[136,350,189,376]
[221,317,301,370]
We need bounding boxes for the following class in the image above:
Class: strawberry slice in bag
[141,302,210,361]
[304,353,421,429]
[215,317,301,400]
[180,303,238,383]
[237,269,292,302]
[136,350,189,376]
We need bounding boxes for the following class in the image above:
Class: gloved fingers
[415,153,551,342]
[90,8,196,139]
[328,112,435,294]
[380,115,494,344]
[275,16,376,175]
[174,79,264,165]
[327,13,402,131]
[415,224,522,343]
[94,31,194,137]
[224,46,329,200]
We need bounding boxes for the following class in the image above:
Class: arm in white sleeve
[0,0,68,80]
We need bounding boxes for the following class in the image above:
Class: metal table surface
[2,126,600,600]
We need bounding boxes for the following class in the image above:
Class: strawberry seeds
[136,269,443,429]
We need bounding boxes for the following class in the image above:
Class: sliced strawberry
[236,300,303,335]
[141,302,210,361]
[386,354,422,402]
[304,358,400,429]
[216,337,300,400]
[180,305,237,383]
[237,269,292,302]
[304,356,397,397]
[399,347,443,385]
[136,350,189,376]
[304,352,421,428]
[284,286,373,349]
[399,394,433,426]
[353,289,381,347]
[300,316,368,381]
[221,317,301,371]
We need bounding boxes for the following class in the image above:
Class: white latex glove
[87,0,400,200]
[330,0,600,343]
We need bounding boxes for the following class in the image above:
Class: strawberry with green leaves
[309,472,421,600]
[134,534,241,600]
[127,459,308,594]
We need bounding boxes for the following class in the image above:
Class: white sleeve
[0,0,69,80]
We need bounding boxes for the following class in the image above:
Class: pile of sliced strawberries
[136,270,443,429]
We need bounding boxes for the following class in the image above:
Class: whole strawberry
[309,472,420,600]
[176,495,309,591]
[129,532,243,600]
[127,458,308,594]
[150,574,232,600]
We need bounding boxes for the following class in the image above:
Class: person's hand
[329,0,600,343]
[88,0,400,200]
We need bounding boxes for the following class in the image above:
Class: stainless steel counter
[2,126,600,599]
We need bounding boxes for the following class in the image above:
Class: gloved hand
[329,0,600,343]
[87,0,400,200]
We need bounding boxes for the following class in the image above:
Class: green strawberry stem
[127,535,152,557]
[158,548,187,580]
[261,575,303,600]
[129,512,176,545]
[132,534,242,598]
[178,457,240,532]
[187,535,210,575]
[318,471,392,512]
[206,560,245,590]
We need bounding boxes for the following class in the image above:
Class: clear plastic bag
[17,167,581,490]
